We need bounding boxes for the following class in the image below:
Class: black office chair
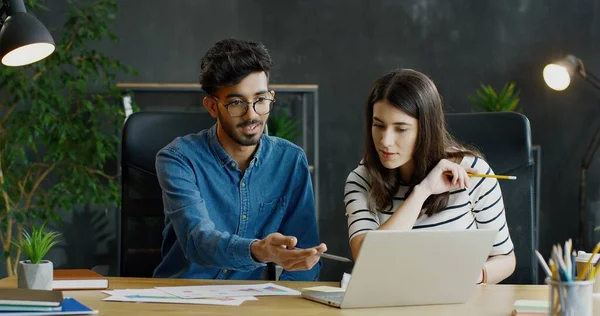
[446,112,537,284]
[119,111,276,279]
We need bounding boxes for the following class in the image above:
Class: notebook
[0,305,61,312]
[52,269,108,290]
[0,297,97,315]
[511,300,549,315]
[0,289,63,307]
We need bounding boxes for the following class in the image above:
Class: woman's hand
[418,159,477,196]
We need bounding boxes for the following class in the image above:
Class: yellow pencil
[468,173,517,180]
[444,171,517,180]
[578,242,600,281]
[593,263,600,280]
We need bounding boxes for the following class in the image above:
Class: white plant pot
[17,260,53,290]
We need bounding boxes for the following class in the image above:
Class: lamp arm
[579,67,600,169]
[582,120,600,169]
[578,97,600,249]
[4,0,25,15]
[580,70,600,92]
[578,58,600,167]
[0,1,6,26]
[578,111,600,250]
[573,57,600,249]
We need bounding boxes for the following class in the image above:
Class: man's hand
[251,233,327,271]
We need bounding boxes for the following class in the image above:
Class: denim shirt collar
[207,123,264,168]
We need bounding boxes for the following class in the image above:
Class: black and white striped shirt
[344,156,514,257]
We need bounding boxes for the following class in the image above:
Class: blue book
[0,298,97,315]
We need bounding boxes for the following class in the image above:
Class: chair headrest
[122,111,216,173]
[445,112,532,174]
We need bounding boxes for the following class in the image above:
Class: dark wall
[5,0,599,281]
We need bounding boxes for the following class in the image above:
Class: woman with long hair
[344,69,516,284]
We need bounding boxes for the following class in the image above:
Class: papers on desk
[101,283,301,306]
[102,289,255,306]
[155,283,301,299]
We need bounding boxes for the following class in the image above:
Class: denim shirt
[153,124,321,281]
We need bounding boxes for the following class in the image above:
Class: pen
[319,253,352,263]
[572,251,577,279]
[288,246,353,263]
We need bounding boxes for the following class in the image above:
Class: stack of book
[52,269,108,291]
[0,288,96,315]
[511,300,549,315]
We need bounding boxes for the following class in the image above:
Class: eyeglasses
[211,94,275,117]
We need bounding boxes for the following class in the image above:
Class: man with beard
[153,39,327,281]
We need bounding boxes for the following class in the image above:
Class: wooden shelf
[117,83,318,92]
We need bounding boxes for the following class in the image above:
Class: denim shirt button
[230,162,235,168]
[222,269,228,274]
[241,182,246,187]
[242,214,247,220]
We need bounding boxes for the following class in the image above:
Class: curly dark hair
[199,38,273,94]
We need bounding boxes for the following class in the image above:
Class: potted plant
[13,224,60,290]
[0,0,136,276]
[267,111,300,142]
[267,109,313,175]
[469,82,521,112]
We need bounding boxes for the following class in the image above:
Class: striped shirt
[344,156,514,257]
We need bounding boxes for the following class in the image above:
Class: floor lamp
[543,54,600,249]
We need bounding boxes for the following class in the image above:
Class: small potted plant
[469,82,521,112]
[13,224,60,290]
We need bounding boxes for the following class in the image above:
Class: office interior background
[1,0,599,282]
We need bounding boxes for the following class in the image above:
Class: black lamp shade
[0,11,55,66]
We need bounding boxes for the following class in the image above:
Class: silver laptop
[302,229,497,309]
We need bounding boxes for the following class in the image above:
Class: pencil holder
[575,251,600,293]
[547,278,594,316]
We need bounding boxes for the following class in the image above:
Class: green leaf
[506,98,520,111]
[476,90,490,105]
[498,82,509,98]
[267,112,300,142]
[13,224,61,264]
[497,82,514,108]
[0,0,135,271]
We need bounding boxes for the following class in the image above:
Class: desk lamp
[0,0,54,66]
